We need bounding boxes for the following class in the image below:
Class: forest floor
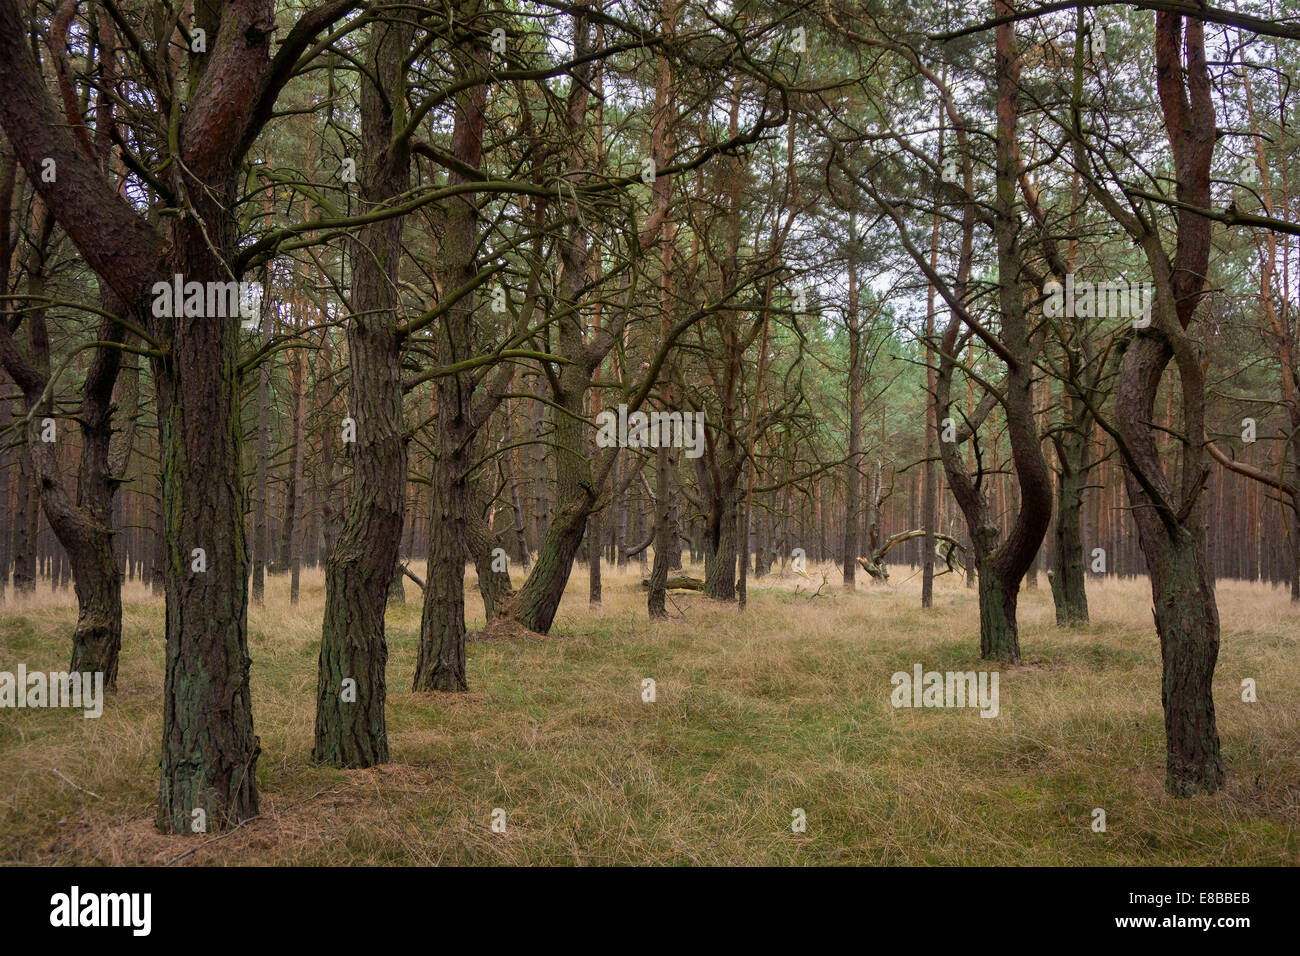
[1,563,1297,866]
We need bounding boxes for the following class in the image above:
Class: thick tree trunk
[0,0,362,834]
[506,8,613,635]
[1140,518,1224,795]
[703,487,738,600]
[515,500,590,633]
[1102,11,1223,796]
[975,550,1019,662]
[931,6,1051,663]
[155,226,260,832]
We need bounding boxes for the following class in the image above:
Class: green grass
[0,564,1296,865]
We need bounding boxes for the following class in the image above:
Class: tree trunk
[703,479,738,600]
[12,440,36,592]
[587,509,602,606]
[313,12,412,766]
[975,550,1019,661]
[1050,436,1089,625]
[648,447,673,618]
[154,226,260,832]
[843,242,862,589]
[413,2,485,692]
[251,274,272,606]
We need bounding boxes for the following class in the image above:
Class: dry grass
[1,561,1297,866]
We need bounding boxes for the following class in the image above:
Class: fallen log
[639,574,705,591]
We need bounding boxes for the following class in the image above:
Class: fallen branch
[856,532,967,580]
[50,767,100,800]
[401,563,425,590]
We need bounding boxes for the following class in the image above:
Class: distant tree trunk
[531,381,549,547]
[587,509,602,605]
[278,343,305,606]
[251,274,272,606]
[504,402,531,568]
[469,500,514,621]
[313,331,345,564]
[843,230,862,590]
[388,551,405,604]
[648,448,672,618]
[149,492,164,596]
[921,129,943,610]
[12,440,35,592]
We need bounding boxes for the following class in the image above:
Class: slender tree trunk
[12,440,35,591]
[648,448,673,618]
[414,2,486,692]
[313,12,413,765]
[251,273,272,606]
[587,509,603,606]
[843,233,862,589]
[505,402,531,568]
